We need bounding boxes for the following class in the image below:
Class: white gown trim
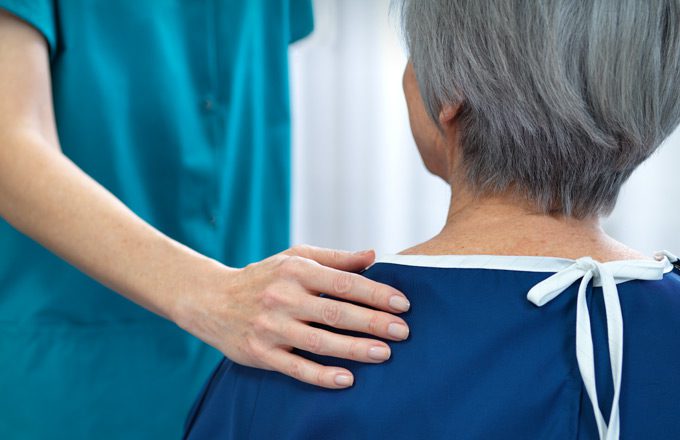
[374,251,677,440]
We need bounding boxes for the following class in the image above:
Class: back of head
[399,0,680,218]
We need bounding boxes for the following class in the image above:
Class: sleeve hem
[288,0,314,44]
[0,5,57,59]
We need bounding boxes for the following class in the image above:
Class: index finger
[294,260,411,314]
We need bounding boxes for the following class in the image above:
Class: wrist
[167,252,238,333]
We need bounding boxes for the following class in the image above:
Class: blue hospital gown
[184,253,680,440]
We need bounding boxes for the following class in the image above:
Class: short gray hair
[399,0,680,217]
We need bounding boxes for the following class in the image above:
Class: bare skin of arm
[0,11,411,389]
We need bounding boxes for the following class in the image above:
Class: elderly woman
[183,1,680,439]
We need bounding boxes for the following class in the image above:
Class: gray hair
[399,0,680,217]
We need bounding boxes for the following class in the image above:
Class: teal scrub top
[0,1,313,438]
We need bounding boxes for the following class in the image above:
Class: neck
[402,186,648,262]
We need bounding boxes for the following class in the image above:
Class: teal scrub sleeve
[289,0,314,43]
[0,0,57,58]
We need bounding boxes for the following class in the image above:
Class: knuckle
[368,284,382,305]
[332,272,354,296]
[264,254,286,268]
[287,360,303,380]
[277,322,295,343]
[367,313,381,335]
[251,315,274,335]
[321,302,342,326]
[260,288,281,310]
[331,249,344,263]
[347,340,360,359]
[280,256,305,278]
[244,337,264,361]
[304,330,323,353]
[290,244,308,255]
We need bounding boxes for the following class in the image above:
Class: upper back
[185,257,680,439]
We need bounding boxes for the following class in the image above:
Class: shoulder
[620,271,680,334]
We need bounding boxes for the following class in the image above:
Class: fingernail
[354,249,373,256]
[367,346,391,361]
[334,374,353,387]
[389,296,411,312]
[387,323,409,340]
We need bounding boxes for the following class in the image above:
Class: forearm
[0,130,224,320]
[0,10,414,390]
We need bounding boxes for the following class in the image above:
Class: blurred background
[289,0,680,257]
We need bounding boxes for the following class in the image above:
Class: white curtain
[290,0,680,257]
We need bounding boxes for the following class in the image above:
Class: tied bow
[527,256,670,440]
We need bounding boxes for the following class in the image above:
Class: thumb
[284,245,375,272]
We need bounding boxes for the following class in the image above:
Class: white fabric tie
[527,256,672,440]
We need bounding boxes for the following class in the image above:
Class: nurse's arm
[0,11,410,389]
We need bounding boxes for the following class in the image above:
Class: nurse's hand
[174,245,410,389]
